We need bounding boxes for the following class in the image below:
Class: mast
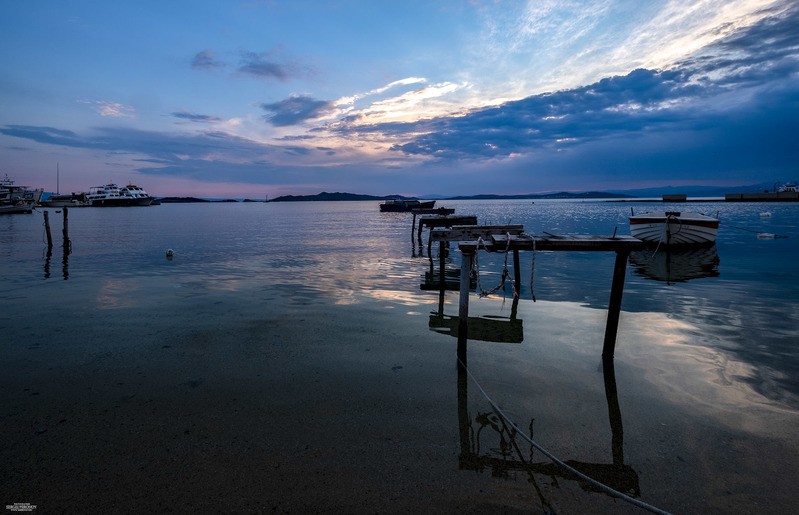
[57,162,60,194]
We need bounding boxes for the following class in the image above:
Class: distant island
[267,192,419,202]
[445,191,634,200]
[159,197,251,203]
[267,191,634,202]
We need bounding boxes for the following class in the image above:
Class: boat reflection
[456,356,640,501]
[629,244,719,284]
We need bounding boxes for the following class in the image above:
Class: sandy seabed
[3,274,799,514]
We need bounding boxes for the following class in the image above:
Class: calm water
[2,200,799,512]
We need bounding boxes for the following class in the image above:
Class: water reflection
[429,290,523,343]
[456,355,640,502]
[630,245,720,284]
[42,244,70,280]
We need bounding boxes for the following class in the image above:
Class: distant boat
[85,183,155,206]
[42,192,90,208]
[778,181,798,193]
[0,173,43,215]
[379,199,436,212]
[629,210,719,246]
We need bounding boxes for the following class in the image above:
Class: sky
[1,0,798,198]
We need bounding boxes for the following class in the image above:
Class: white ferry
[86,183,155,206]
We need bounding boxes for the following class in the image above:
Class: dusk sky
[2,1,798,198]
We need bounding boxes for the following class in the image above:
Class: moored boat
[379,199,436,212]
[41,192,90,207]
[86,183,154,206]
[629,210,719,246]
[778,181,798,193]
[0,173,43,214]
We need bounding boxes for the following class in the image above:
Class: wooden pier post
[512,249,521,298]
[439,241,446,290]
[43,211,53,249]
[457,249,474,357]
[602,250,631,358]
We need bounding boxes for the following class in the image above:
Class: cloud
[79,100,136,118]
[191,49,225,70]
[321,5,799,163]
[260,94,336,126]
[237,51,294,81]
[171,111,223,124]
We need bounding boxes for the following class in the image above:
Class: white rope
[458,358,673,515]
[473,233,518,299]
[529,234,536,302]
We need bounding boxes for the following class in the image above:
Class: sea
[2,199,798,513]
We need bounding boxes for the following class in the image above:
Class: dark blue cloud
[238,52,291,80]
[0,125,85,147]
[329,4,799,167]
[261,95,335,126]
[171,111,222,123]
[191,50,225,70]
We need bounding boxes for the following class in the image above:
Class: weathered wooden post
[43,211,53,250]
[513,249,521,298]
[602,250,630,358]
[439,241,446,290]
[458,248,474,359]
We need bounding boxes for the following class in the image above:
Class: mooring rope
[529,233,536,302]
[473,234,518,299]
[724,223,789,239]
[458,357,673,515]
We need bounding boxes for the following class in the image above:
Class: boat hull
[89,197,153,207]
[379,200,436,212]
[0,201,35,214]
[629,212,719,246]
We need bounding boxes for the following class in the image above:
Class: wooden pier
[456,233,642,358]
[410,207,455,239]
[416,214,478,255]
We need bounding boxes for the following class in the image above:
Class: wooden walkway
[456,233,642,358]
[400,208,644,358]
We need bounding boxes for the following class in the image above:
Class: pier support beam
[43,211,53,250]
[457,249,474,361]
[602,250,631,358]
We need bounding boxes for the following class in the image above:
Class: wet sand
[4,284,799,513]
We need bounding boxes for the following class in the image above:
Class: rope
[473,234,518,299]
[458,357,673,515]
[529,234,536,302]
[725,223,789,239]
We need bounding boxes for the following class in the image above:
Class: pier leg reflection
[455,347,640,502]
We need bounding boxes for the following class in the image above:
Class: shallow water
[2,200,798,512]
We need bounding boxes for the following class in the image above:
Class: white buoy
[759,211,772,218]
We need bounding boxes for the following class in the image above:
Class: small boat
[379,199,436,212]
[778,181,798,193]
[41,192,90,208]
[629,210,719,246]
[85,183,155,206]
[0,173,43,214]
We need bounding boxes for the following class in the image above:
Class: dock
[405,204,644,359]
[456,233,642,358]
